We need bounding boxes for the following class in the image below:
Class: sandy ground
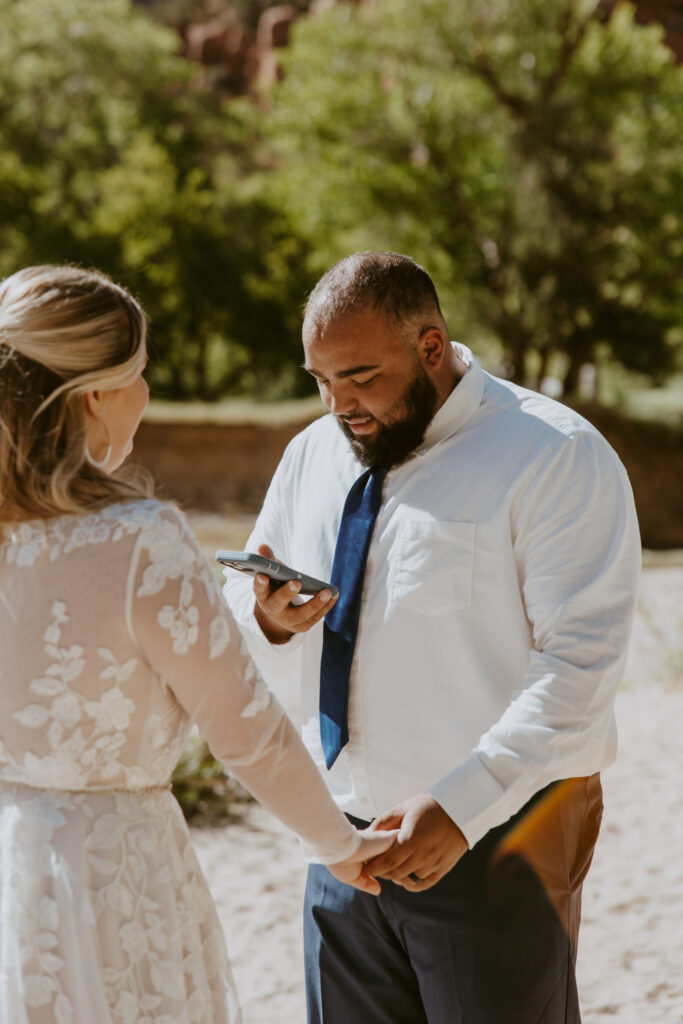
[191,561,683,1024]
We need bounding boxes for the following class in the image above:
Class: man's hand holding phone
[253,544,338,644]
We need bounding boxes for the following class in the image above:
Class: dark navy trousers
[304,775,603,1024]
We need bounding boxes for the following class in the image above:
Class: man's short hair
[304,251,444,334]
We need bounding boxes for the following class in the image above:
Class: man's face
[302,306,438,468]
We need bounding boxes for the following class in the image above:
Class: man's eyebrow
[301,363,380,379]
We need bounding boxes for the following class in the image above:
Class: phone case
[215,550,338,597]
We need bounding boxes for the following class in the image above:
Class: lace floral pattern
[0,785,239,1023]
[1,502,245,792]
[4,500,163,568]
[86,792,237,1023]
[133,508,235,666]
[10,601,136,788]
[2,790,77,1021]
[0,501,248,1021]
[239,662,271,719]
[0,498,331,1023]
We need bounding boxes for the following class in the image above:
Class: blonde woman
[0,265,394,1023]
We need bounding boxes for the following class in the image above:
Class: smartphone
[216,550,339,598]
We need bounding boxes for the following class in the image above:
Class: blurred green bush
[172,728,253,826]
[2,0,681,403]
[0,0,315,400]
[264,0,683,397]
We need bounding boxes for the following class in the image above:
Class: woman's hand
[327,828,398,895]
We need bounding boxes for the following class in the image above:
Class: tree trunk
[562,338,593,399]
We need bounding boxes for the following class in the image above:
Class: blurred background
[2,0,682,814]
[3,0,683,399]
[2,0,682,534]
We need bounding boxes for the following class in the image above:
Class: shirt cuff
[429,752,514,849]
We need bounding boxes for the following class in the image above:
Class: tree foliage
[265,0,683,394]
[0,0,313,399]
[3,0,682,400]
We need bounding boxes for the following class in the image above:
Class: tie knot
[347,466,387,518]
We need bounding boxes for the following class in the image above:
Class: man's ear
[418,326,447,370]
[83,389,102,419]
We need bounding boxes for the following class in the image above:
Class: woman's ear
[83,389,102,419]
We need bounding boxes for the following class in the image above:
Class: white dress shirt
[223,346,641,848]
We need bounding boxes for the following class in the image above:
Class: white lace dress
[0,500,359,1024]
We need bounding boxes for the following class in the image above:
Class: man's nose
[327,384,357,417]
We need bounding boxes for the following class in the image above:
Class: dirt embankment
[132,407,683,549]
[132,417,313,513]
[581,406,683,549]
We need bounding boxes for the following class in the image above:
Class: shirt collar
[415,343,485,456]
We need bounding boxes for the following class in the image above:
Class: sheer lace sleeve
[126,505,359,864]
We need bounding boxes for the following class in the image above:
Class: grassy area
[186,511,256,576]
[146,368,683,431]
[641,549,683,568]
[597,368,683,428]
[145,393,326,425]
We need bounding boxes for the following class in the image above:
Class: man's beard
[337,365,439,469]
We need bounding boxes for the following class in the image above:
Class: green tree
[0,0,313,399]
[264,0,683,395]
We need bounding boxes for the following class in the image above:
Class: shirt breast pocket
[389,520,475,615]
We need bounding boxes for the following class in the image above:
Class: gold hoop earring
[85,420,112,470]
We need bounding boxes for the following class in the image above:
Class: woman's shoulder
[94,499,198,553]
[100,497,186,529]
[1,499,191,568]
[67,498,185,541]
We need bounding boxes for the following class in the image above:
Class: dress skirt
[0,782,241,1024]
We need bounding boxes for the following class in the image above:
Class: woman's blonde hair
[0,264,155,525]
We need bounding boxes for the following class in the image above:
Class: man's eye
[353,376,377,388]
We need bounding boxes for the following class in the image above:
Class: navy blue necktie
[319,467,388,769]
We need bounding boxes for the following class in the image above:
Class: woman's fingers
[356,829,399,861]
[326,829,398,894]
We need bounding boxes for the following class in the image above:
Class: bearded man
[223,251,640,1024]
